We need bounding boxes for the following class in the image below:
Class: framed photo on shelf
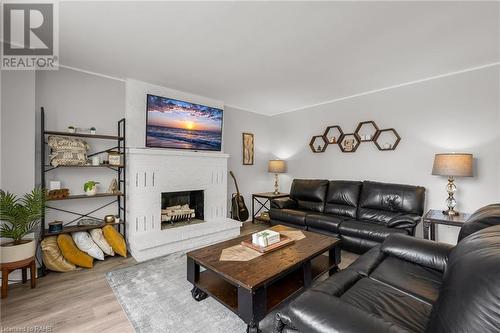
[242,132,254,165]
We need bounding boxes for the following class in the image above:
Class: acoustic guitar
[229,171,249,221]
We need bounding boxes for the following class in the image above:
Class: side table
[423,209,471,241]
[1,256,36,298]
[252,192,289,223]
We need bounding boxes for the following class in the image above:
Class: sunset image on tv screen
[146,94,223,151]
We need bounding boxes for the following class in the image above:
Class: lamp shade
[432,153,473,177]
[268,160,287,173]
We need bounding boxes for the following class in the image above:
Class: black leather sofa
[270,179,425,254]
[273,203,500,333]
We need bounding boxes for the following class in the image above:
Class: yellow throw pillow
[57,234,94,268]
[102,225,127,257]
[41,236,77,272]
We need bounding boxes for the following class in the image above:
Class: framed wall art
[242,132,254,165]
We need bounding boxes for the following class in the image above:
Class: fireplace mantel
[127,147,229,159]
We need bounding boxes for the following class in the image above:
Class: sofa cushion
[427,225,500,333]
[324,180,362,218]
[271,197,298,209]
[283,289,407,333]
[340,277,432,333]
[358,181,425,224]
[458,203,500,241]
[341,235,380,254]
[290,179,329,213]
[339,220,408,242]
[371,256,443,304]
[269,208,308,226]
[381,234,452,273]
[305,213,344,233]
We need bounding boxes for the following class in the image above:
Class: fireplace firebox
[161,190,204,225]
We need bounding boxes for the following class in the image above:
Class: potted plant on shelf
[67,126,75,133]
[90,127,96,135]
[0,188,45,264]
[84,181,99,196]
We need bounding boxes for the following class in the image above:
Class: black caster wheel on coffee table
[246,321,261,333]
[191,286,208,301]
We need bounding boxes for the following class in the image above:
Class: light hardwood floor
[0,222,357,332]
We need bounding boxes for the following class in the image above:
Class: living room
[1,1,499,333]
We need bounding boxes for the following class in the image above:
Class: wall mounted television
[145,94,223,151]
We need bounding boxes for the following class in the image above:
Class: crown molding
[59,64,126,82]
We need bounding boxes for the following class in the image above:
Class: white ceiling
[59,1,500,115]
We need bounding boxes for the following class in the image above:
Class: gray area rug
[106,252,246,333]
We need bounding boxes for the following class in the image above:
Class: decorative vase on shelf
[86,187,96,196]
[84,181,99,196]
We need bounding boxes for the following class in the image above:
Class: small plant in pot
[90,127,96,135]
[67,126,75,133]
[0,188,45,264]
[84,180,99,196]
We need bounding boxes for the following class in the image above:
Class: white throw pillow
[89,228,115,256]
[72,231,104,260]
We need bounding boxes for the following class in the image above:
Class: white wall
[224,107,275,216]
[1,70,36,195]
[269,66,500,243]
[35,68,125,226]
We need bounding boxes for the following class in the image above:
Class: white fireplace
[126,148,241,261]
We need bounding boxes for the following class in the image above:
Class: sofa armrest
[274,291,408,333]
[387,214,421,229]
[381,234,453,272]
[271,197,297,209]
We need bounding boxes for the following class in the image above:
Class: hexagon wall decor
[374,128,401,151]
[322,125,344,145]
[309,135,328,153]
[355,121,379,142]
[339,133,360,153]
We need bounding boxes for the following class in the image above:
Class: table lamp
[432,153,473,216]
[268,160,287,195]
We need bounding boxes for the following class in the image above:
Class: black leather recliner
[270,179,425,253]
[273,203,500,333]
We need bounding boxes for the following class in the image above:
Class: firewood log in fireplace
[161,204,196,223]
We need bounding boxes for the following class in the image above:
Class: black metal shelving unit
[39,107,126,273]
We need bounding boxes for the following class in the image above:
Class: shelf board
[45,164,124,169]
[46,193,123,201]
[44,130,124,140]
[45,222,124,236]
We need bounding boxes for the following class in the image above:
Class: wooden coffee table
[186,225,341,332]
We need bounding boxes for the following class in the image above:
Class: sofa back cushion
[426,225,500,333]
[324,181,362,218]
[290,179,329,213]
[358,181,425,224]
[457,203,500,242]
